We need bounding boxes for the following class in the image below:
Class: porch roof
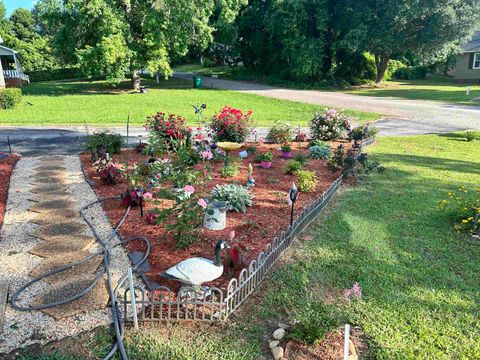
[0,45,19,57]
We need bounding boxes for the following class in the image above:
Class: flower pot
[203,201,227,230]
[281,151,293,159]
[260,161,272,169]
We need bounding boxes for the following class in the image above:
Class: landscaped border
[120,138,375,322]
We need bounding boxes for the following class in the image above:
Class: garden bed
[0,153,20,232]
[80,141,350,292]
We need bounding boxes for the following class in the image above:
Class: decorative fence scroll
[121,138,375,323]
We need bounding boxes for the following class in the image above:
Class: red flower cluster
[145,112,191,141]
[209,106,253,143]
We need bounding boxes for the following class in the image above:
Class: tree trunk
[374,53,390,84]
[131,69,141,90]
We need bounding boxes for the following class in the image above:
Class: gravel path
[0,155,131,355]
[174,72,480,133]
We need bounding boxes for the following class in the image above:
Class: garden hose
[10,196,151,360]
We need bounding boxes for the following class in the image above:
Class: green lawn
[345,77,480,105]
[0,78,379,126]
[18,133,480,359]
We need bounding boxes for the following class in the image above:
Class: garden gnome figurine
[246,163,255,187]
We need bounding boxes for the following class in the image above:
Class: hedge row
[29,68,84,82]
[0,88,22,109]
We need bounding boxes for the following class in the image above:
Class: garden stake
[288,182,299,226]
[126,113,130,148]
[343,323,351,360]
[127,267,139,330]
[7,136,12,154]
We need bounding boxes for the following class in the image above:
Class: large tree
[48,0,215,89]
[342,0,480,83]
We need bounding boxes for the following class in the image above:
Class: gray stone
[31,184,68,194]
[31,192,71,203]
[31,222,88,239]
[0,281,8,333]
[34,165,66,172]
[271,346,284,360]
[273,328,286,340]
[36,276,109,320]
[278,323,290,329]
[32,209,78,226]
[28,235,95,257]
[30,199,76,213]
[29,252,102,284]
[269,340,279,349]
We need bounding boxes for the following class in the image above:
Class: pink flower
[143,192,153,199]
[198,198,208,209]
[229,230,235,240]
[344,282,362,301]
[183,185,195,194]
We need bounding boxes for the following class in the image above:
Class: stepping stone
[31,192,71,203]
[29,251,102,283]
[30,199,76,213]
[29,235,96,257]
[0,281,8,333]
[31,222,88,239]
[31,184,68,194]
[39,155,65,162]
[34,165,66,172]
[30,176,66,186]
[36,276,109,320]
[32,209,79,226]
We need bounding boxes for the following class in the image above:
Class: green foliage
[308,139,329,148]
[348,124,378,141]
[385,59,407,81]
[438,186,480,234]
[211,184,253,212]
[343,153,384,178]
[220,162,240,178]
[82,131,124,159]
[288,302,338,345]
[327,144,345,173]
[308,145,331,160]
[284,160,303,174]
[465,131,480,142]
[296,170,318,192]
[29,68,83,82]
[393,65,429,80]
[293,153,308,165]
[246,146,257,154]
[266,121,293,143]
[0,88,22,109]
[259,151,273,162]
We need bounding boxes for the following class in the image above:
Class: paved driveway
[175,72,480,134]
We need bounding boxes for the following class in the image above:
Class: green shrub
[246,146,257,154]
[284,160,303,174]
[385,59,407,81]
[308,145,331,160]
[0,88,22,109]
[348,124,378,141]
[296,170,318,192]
[465,131,480,142]
[310,109,352,141]
[211,184,254,212]
[220,162,240,178]
[393,65,428,80]
[83,131,125,159]
[308,139,329,148]
[266,121,293,143]
[438,186,480,233]
[29,67,84,82]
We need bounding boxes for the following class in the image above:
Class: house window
[474,53,480,69]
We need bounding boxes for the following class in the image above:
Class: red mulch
[80,142,349,292]
[0,154,20,233]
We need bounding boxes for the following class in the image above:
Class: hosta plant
[308,145,331,160]
[309,108,352,141]
[211,184,254,212]
[208,106,253,143]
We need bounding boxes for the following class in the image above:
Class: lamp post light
[288,182,299,226]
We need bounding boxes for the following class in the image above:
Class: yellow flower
[467,217,473,221]
[462,219,468,223]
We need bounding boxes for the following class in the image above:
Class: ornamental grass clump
[309,108,352,141]
[208,106,253,143]
[438,187,480,234]
[211,184,253,212]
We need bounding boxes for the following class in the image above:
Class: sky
[4,0,37,16]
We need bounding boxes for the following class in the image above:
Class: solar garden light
[288,182,299,226]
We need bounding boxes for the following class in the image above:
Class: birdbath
[216,142,243,166]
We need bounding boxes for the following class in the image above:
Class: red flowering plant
[145,112,192,153]
[93,158,124,184]
[208,106,253,143]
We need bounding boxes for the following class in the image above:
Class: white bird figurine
[161,240,230,288]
